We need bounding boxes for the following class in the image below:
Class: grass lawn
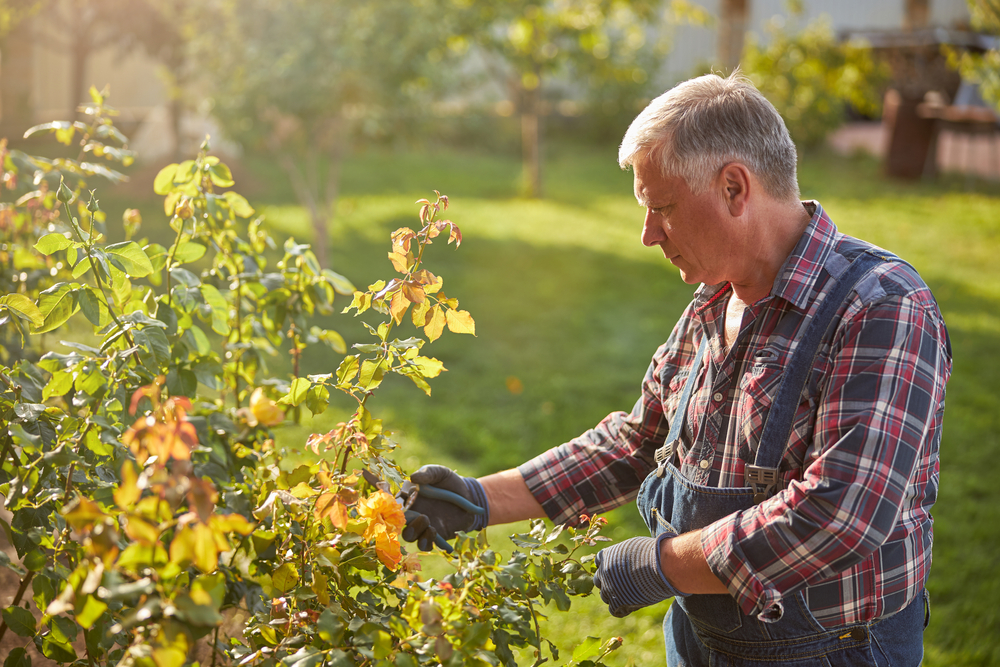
[115,140,1000,666]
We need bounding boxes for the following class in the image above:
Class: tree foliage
[186,0,453,270]
[0,89,619,667]
[741,16,890,148]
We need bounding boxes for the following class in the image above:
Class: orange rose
[358,490,406,569]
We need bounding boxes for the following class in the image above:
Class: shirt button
[713,392,724,402]
[699,460,710,469]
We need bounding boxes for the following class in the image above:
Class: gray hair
[619,72,799,201]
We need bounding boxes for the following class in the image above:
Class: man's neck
[729,200,811,305]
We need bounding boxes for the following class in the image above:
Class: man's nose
[641,211,665,247]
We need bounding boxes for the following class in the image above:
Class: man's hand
[401,465,490,551]
[593,533,689,618]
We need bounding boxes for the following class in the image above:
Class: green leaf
[33,283,79,334]
[281,647,323,667]
[305,384,330,415]
[208,163,235,188]
[105,241,154,277]
[134,327,171,367]
[153,164,178,195]
[199,284,231,335]
[358,359,385,391]
[223,190,254,218]
[322,269,356,296]
[3,647,30,667]
[74,594,107,630]
[0,551,26,577]
[40,633,77,662]
[0,294,44,327]
[169,267,201,288]
[278,377,311,407]
[1,605,36,637]
[76,287,105,327]
[173,241,207,264]
[34,232,73,255]
[83,428,114,456]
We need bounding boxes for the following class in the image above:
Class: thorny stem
[163,212,186,308]
[233,271,244,409]
[525,593,546,667]
[64,461,76,500]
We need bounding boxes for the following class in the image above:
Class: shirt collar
[771,200,838,311]
[692,200,838,313]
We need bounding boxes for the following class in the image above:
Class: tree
[187,0,450,270]
[453,0,695,198]
[946,0,1000,112]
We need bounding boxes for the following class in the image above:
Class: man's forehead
[633,161,678,204]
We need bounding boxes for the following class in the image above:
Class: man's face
[632,156,737,287]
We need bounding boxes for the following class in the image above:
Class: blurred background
[2,0,999,665]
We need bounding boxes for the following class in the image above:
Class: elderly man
[402,72,951,667]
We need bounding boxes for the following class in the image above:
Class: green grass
[158,142,1000,666]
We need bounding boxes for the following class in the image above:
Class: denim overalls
[636,251,929,667]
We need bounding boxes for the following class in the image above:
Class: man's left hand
[593,534,689,618]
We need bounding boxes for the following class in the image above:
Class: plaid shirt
[518,202,952,628]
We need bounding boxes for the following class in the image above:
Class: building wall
[661,0,971,84]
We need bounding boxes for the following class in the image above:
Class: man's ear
[718,163,751,216]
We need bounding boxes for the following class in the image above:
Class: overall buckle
[654,441,675,478]
[745,465,779,504]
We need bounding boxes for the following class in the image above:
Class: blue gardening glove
[593,533,689,618]
[401,465,490,552]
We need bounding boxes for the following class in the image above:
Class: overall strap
[745,249,895,503]
[654,336,709,478]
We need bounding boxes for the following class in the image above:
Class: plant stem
[0,571,35,642]
[63,201,137,352]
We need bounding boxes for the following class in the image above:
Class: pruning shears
[397,480,486,553]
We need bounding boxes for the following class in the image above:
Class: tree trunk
[717,0,749,73]
[68,6,96,119]
[520,71,542,198]
[904,0,929,29]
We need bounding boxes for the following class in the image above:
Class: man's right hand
[401,465,490,551]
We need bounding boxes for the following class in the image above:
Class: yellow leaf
[389,290,409,325]
[209,512,255,536]
[169,525,196,567]
[63,497,110,531]
[192,523,219,573]
[312,571,330,606]
[124,516,161,546]
[411,300,430,326]
[152,620,191,667]
[424,306,445,342]
[445,309,476,335]
[289,482,317,499]
[272,562,299,593]
[412,356,445,378]
[388,251,410,273]
[114,460,141,509]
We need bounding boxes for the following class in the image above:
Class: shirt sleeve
[518,316,699,526]
[701,276,952,621]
